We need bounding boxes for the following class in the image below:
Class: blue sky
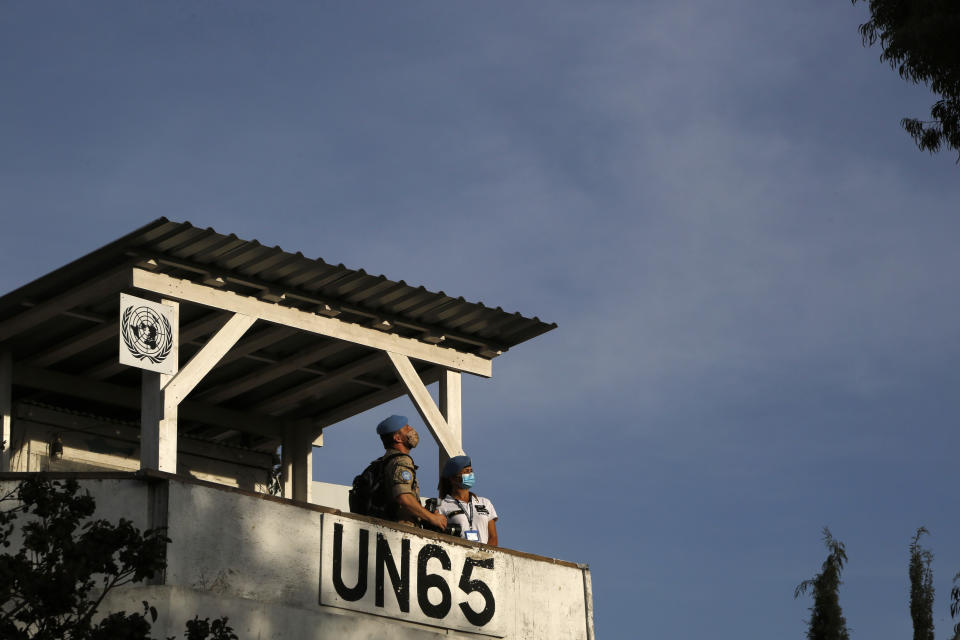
[3,2,960,638]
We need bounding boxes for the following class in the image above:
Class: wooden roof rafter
[0,219,556,460]
[126,250,511,355]
[130,268,493,377]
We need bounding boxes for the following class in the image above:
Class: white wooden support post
[438,369,462,476]
[141,308,256,474]
[163,313,256,405]
[1,351,12,472]
[282,425,322,502]
[141,301,179,473]
[387,352,463,459]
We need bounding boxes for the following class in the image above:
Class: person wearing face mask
[376,414,448,530]
[437,455,498,546]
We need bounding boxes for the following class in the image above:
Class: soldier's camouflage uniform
[382,450,420,525]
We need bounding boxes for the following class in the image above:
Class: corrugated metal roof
[0,218,555,354]
[0,219,556,450]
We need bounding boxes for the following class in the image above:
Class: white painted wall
[0,475,594,640]
[312,480,350,511]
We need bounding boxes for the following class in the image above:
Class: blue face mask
[459,472,475,489]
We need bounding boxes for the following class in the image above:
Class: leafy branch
[0,478,238,640]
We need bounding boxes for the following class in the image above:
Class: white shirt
[438,494,498,544]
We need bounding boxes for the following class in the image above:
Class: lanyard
[453,497,474,528]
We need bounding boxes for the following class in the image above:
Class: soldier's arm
[396,493,446,529]
[386,457,447,529]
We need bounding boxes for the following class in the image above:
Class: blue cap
[442,455,472,478]
[377,414,408,435]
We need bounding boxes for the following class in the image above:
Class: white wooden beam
[12,363,283,437]
[86,312,232,381]
[438,370,463,474]
[1,352,11,471]
[387,352,462,458]
[311,367,444,429]
[131,268,493,377]
[197,340,349,404]
[141,300,179,473]
[215,325,299,367]
[0,269,131,342]
[252,352,385,415]
[282,424,322,502]
[141,370,177,472]
[439,370,462,438]
[162,312,256,405]
[26,322,118,368]
[16,404,274,469]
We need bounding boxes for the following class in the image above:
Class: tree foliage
[950,572,960,640]
[795,527,850,640]
[909,527,935,640]
[0,478,237,640]
[852,0,960,160]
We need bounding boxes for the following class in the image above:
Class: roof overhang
[0,219,556,452]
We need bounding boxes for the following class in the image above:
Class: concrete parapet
[1,472,594,640]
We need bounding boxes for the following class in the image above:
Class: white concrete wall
[312,480,350,511]
[101,585,460,640]
[1,475,594,640]
[0,478,154,564]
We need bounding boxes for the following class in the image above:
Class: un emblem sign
[119,293,178,375]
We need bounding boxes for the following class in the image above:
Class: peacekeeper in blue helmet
[437,454,499,546]
[377,415,448,530]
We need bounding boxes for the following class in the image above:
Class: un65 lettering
[320,517,500,633]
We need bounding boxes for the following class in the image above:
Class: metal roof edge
[0,217,172,308]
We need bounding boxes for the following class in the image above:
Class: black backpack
[349,452,404,518]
